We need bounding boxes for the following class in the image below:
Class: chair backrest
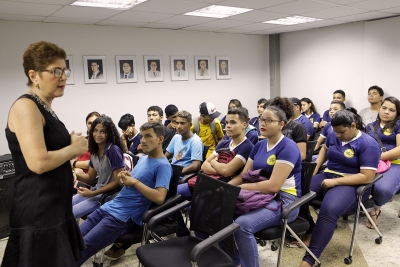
[299,162,317,214]
[202,146,209,161]
[166,164,183,199]
[190,173,241,252]
[305,141,317,162]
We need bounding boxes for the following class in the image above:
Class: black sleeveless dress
[2,94,85,267]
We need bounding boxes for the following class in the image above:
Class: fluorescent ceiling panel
[264,15,322,25]
[185,5,252,18]
[71,0,147,10]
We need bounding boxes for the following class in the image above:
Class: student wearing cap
[164,104,179,131]
[191,102,224,158]
[290,97,314,140]
[320,90,346,128]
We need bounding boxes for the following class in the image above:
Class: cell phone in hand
[74,180,92,190]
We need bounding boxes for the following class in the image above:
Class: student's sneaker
[104,243,125,260]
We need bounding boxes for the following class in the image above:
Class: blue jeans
[77,208,136,266]
[371,163,400,207]
[72,186,103,219]
[303,173,371,266]
[227,192,299,267]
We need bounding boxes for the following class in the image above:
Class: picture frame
[170,56,188,81]
[65,55,75,85]
[144,55,163,82]
[116,56,138,83]
[216,56,231,80]
[83,55,107,84]
[194,56,211,80]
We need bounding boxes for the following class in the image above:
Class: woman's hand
[321,179,337,190]
[77,187,95,197]
[70,131,88,156]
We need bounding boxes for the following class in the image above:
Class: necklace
[29,90,58,119]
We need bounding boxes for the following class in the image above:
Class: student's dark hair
[257,98,268,105]
[140,122,164,137]
[228,107,248,122]
[368,85,384,96]
[331,110,365,132]
[330,100,346,110]
[118,113,135,130]
[176,110,192,123]
[265,105,288,125]
[228,99,242,110]
[147,106,163,117]
[264,96,294,121]
[86,111,100,123]
[376,96,400,132]
[300,98,318,113]
[88,115,127,155]
[333,89,345,98]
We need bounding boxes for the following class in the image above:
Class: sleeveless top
[2,94,85,267]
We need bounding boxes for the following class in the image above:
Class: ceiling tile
[303,6,366,19]
[217,0,295,9]
[336,11,395,21]
[108,10,174,23]
[316,0,366,4]
[181,0,224,3]
[51,6,122,19]
[0,13,45,22]
[141,23,184,29]
[348,0,400,11]
[156,15,217,26]
[42,17,100,24]
[214,28,254,34]
[9,0,73,4]
[197,18,253,28]
[263,0,335,14]
[182,25,224,31]
[380,6,400,14]
[233,22,282,31]
[228,10,288,22]
[96,20,147,27]
[132,0,209,15]
[0,1,62,16]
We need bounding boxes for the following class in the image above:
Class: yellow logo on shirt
[383,128,392,136]
[267,155,276,165]
[344,149,354,158]
[310,118,314,123]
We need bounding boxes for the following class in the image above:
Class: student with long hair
[300,97,320,129]
[228,105,302,267]
[299,110,380,267]
[366,96,400,228]
[73,115,126,219]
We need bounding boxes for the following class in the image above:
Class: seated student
[77,122,172,266]
[222,107,258,145]
[191,102,224,158]
[320,89,346,128]
[147,105,174,152]
[164,104,179,131]
[366,96,400,228]
[359,85,384,125]
[300,98,320,130]
[249,98,268,137]
[220,99,242,129]
[73,115,125,219]
[118,113,141,155]
[290,97,314,140]
[176,107,255,237]
[298,110,380,267]
[227,105,302,267]
[265,97,307,161]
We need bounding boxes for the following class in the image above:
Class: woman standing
[366,96,400,228]
[2,41,88,266]
[228,105,302,267]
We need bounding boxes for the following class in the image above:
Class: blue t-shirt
[322,110,330,123]
[295,115,314,140]
[127,133,141,155]
[249,116,260,135]
[302,112,321,126]
[325,131,380,175]
[167,134,203,168]
[366,121,400,152]
[222,126,258,145]
[320,122,333,139]
[89,142,124,188]
[102,156,172,225]
[213,138,254,167]
[249,136,302,197]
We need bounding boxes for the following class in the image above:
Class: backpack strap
[211,120,219,145]
[193,117,200,134]
[245,124,256,135]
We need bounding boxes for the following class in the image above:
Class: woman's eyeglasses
[40,68,71,78]
[258,118,280,125]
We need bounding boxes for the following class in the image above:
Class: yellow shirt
[190,118,224,158]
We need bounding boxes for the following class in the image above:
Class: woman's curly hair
[264,96,294,120]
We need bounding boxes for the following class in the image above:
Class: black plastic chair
[305,141,317,162]
[254,162,320,267]
[136,173,241,267]
[309,173,384,265]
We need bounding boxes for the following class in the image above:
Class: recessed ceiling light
[185,5,252,19]
[263,16,322,25]
[71,0,147,10]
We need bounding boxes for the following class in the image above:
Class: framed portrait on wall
[116,55,137,83]
[83,55,107,84]
[216,56,231,80]
[65,55,75,85]
[144,55,163,82]
[194,56,211,80]
[170,56,188,81]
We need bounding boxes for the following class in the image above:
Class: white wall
[0,21,269,155]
